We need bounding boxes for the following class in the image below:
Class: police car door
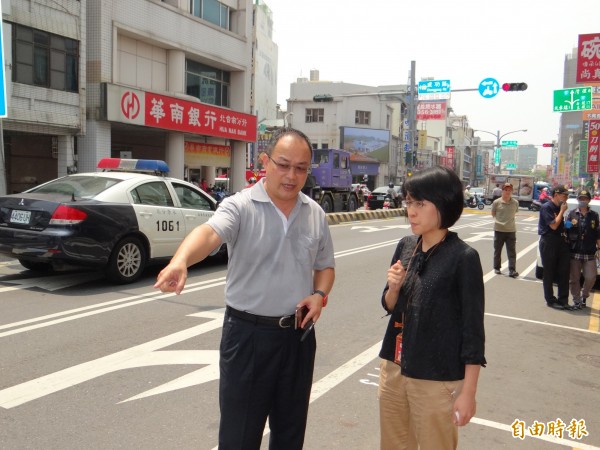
[170,182,216,235]
[130,180,186,258]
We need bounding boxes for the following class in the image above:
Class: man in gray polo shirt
[154,127,335,450]
[491,182,519,278]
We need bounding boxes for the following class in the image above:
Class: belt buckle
[278,315,292,328]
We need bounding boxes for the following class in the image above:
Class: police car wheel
[106,236,147,284]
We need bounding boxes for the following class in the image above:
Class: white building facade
[81,0,255,193]
[1,0,86,194]
[286,75,407,188]
[0,0,257,195]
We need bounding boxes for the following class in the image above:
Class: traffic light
[542,143,554,148]
[502,82,528,92]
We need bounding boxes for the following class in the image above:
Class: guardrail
[326,208,406,225]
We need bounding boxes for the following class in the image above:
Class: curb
[327,208,406,225]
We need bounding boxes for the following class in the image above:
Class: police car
[535,198,600,280]
[0,159,224,283]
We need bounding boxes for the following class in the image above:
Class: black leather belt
[226,306,294,328]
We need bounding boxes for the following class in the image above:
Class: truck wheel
[105,236,147,284]
[347,196,357,212]
[321,196,334,213]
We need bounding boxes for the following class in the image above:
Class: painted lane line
[0,309,225,409]
[483,241,538,283]
[0,279,226,338]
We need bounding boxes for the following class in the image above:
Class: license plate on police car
[10,209,31,224]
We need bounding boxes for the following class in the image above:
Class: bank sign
[105,83,257,142]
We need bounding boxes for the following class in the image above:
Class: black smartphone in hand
[295,306,309,330]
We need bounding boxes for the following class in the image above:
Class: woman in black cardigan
[378,166,487,450]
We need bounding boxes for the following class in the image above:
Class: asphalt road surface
[1,206,599,450]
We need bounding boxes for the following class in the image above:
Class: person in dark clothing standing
[378,166,486,450]
[565,189,600,309]
[538,185,573,310]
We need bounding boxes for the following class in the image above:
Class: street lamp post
[474,129,527,174]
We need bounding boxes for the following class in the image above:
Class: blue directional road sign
[418,79,451,100]
[478,78,499,99]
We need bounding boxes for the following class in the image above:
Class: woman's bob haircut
[402,165,464,229]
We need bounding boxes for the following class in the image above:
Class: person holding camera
[538,185,573,310]
[565,189,600,310]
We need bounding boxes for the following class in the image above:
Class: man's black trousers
[218,311,316,450]
[539,234,570,305]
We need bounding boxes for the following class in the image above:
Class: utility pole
[408,60,417,171]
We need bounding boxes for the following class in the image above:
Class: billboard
[340,127,390,163]
[587,120,600,173]
[416,101,446,120]
[576,33,600,84]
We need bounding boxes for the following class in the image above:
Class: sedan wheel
[106,237,147,284]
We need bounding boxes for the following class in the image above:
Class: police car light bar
[97,158,170,174]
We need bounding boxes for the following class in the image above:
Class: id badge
[394,331,403,364]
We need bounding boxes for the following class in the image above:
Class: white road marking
[0,309,224,409]
[0,278,226,337]
[350,224,411,233]
[464,231,495,242]
[0,272,104,293]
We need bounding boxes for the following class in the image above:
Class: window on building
[190,0,230,30]
[355,110,371,125]
[186,60,230,107]
[305,108,324,123]
[13,24,79,93]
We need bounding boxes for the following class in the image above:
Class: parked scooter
[465,193,485,210]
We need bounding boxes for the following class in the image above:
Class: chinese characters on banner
[106,84,257,142]
[577,33,600,84]
[145,92,257,141]
[416,101,447,120]
[184,142,231,167]
[587,120,600,173]
[443,146,455,170]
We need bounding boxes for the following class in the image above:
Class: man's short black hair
[265,127,313,157]
[402,166,464,229]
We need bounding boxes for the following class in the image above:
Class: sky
[263,0,599,165]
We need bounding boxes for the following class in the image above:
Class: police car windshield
[28,176,122,199]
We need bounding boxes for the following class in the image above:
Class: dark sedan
[366,186,402,210]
